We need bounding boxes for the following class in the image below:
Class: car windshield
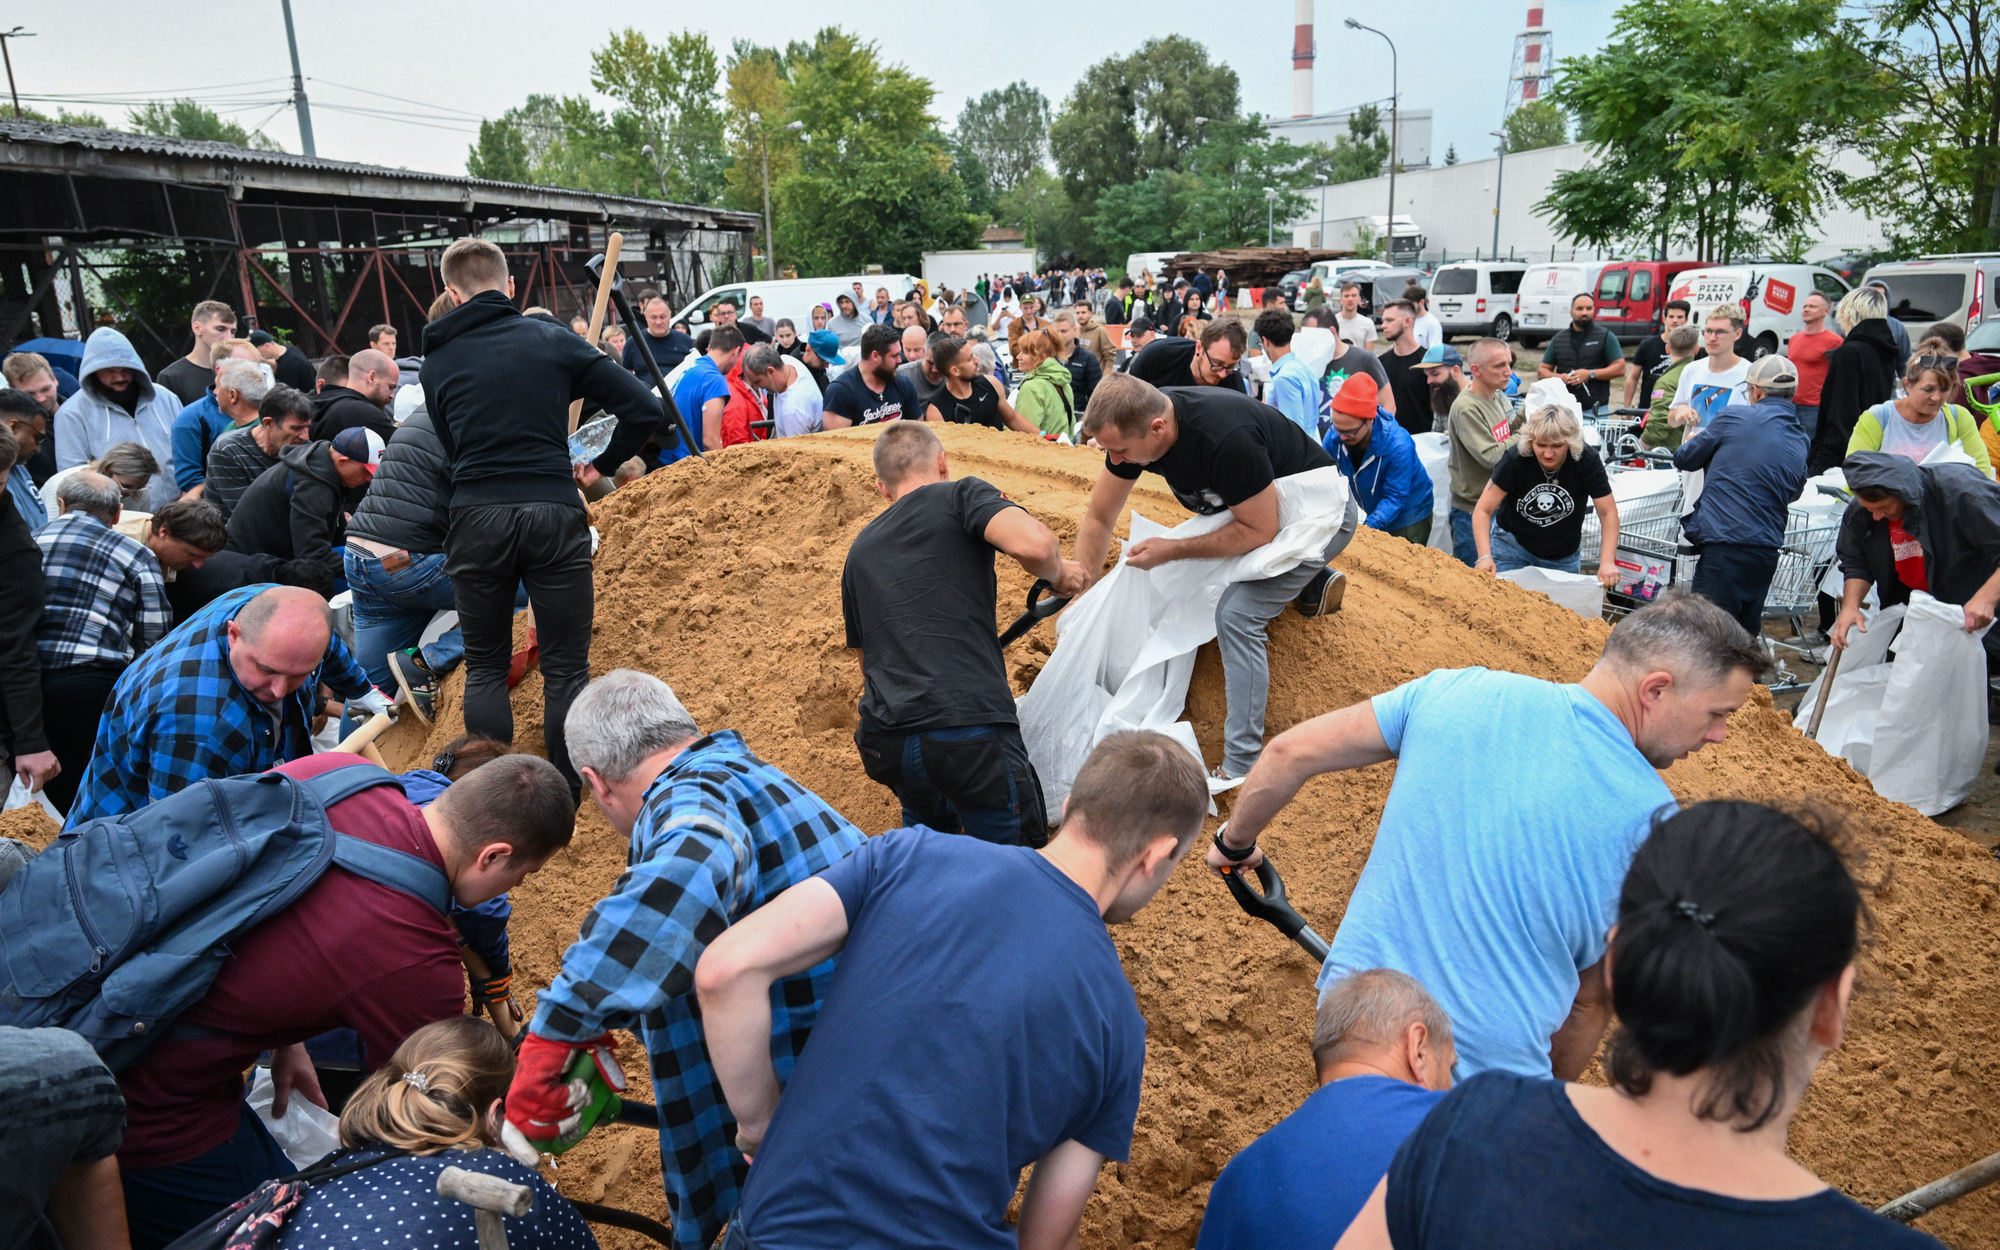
[1431,269,1477,295]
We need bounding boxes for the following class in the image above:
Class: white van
[1429,262,1529,340]
[1293,258,1395,312]
[1859,255,2000,339]
[1664,265,1851,358]
[1515,262,1608,347]
[671,274,919,336]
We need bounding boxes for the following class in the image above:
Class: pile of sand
[373,424,1999,1248]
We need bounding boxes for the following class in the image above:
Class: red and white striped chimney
[1292,0,1315,118]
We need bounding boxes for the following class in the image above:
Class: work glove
[471,972,524,1025]
[352,687,395,720]
[501,1032,627,1166]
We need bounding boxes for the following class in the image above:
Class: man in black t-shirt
[842,422,1087,845]
[825,325,922,427]
[1127,318,1249,393]
[1621,299,1691,410]
[1377,299,1432,438]
[1075,374,1359,779]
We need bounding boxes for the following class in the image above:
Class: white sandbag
[1018,466,1354,811]
[245,1067,342,1168]
[1497,567,1605,619]
[3,776,59,821]
[1868,593,1992,816]
[1411,432,1453,554]
[1795,603,1904,727]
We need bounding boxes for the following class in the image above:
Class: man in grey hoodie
[53,327,182,512]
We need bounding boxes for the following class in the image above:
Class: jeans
[39,660,123,815]
[1794,403,1819,443]
[1489,524,1583,574]
[344,546,530,689]
[1216,495,1360,775]
[446,502,595,794]
[854,721,1048,846]
[1688,541,1781,637]
[1449,507,1478,566]
[122,1100,291,1250]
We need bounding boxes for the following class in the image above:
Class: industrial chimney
[1505,6,1554,116]
[1292,0,1315,118]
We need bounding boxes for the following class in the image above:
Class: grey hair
[1601,587,1773,685]
[1666,323,1700,354]
[1313,969,1454,1069]
[1836,283,1887,332]
[970,342,998,374]
[741,343,785,378]
[93,441,160,481]
[565,669,700,782]
[216,357,273,405]
[57,469,122,523]
[1515,404,1584,457]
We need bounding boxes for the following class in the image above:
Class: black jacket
[165,548,283,628]
[347,409,449,554]
[1061,342,1104,410]
[1808,319,1900,474]
[225,439,363,578]
[272,343,317,392]
[421,290,664,510]
[0,492,45,760]
[310,384,396,443]
[1545,321,1620,410]
[1837,452,2000,609]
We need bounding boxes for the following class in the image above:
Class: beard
[1430,378,1460,417]
[1572,316,1595,332]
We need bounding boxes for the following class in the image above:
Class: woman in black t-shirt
[1471,403,1619,583]
[922,337,1040,435]
[1335,800,1936,1250]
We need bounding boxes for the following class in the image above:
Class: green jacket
[1847,400,1994,477]
[1016,357,1076,438]
[1641,358,1693,451]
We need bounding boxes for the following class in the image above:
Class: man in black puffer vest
[225,426,381,587]
[1537,292,1626,414]
[422,237,664,796]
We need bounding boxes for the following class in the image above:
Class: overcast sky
[6,1,1618,179]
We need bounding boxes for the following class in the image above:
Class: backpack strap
[299,764,451,915]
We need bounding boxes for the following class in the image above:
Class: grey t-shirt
[0,1027,124,1250]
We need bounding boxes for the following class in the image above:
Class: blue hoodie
[53,327,182,511]
[1671,393,1808,548]
[1325,408,1434,532]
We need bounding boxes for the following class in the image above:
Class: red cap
[1332,372,1380,419]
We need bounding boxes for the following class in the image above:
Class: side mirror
[688,310,707,325]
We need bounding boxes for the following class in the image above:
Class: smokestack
[1292,0,1314,118]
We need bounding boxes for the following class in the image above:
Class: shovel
[1222,853,1330,962]
[997,579,1071,649]
[1805,643,1843,741]
[1878,1147,2000,1222]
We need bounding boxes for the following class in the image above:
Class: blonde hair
[1516,404,1584,457]
[1705,303,1745,330]
[1836,284,1887,332]
[337,1017,513,1154]
[1905,335,1960,390]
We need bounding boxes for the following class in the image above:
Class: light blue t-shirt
[1319,668,1675,1079]
[1265,351,1321,437]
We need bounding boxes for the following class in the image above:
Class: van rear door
[1519,264,1582,329]
[1430,266,1477,326]
[1594,265,1635,331]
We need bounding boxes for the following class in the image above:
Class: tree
[1048,36,1240,215]
[1086,170,1196,259]
[1325,104,1390,184]
[1502,100,1568,152]
[128,99,282,150]
[591,28,729,204]
[12,105,107,128]
[467,118,530,182]
[721,40,798,222]
[1540,0,1889,262]
[1846,0,2000,254]
[1176,117,1324,248]
[1004,169,1094,264]
[1443,143,1458,166]
[955,81,1050,198]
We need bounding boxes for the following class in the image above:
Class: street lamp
[1265,187,1278,247]
[746,113,804,280]
[1489,129,1508,259]
[1344,18,1398,262]
[638,144,669,198]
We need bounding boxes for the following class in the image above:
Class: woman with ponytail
[1336,801,1940,1249]
[277,1017,596,1250]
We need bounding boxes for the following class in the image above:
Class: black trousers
[1689,542,1782,638]
[854,721,1049,847]
[40,660,124,816]
[445,502,594,794]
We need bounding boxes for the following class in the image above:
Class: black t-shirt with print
[1490,443,1613,561]
[931,374,1007,430]
[1105,386,1333,516]
[824,366,920,426]
[1630,334,1673,408]
[1127,336,1248,394]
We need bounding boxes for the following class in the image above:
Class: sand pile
[375,425,2000,1249]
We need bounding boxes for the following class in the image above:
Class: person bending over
[1335,801,1939,1250]
[0,1027,128,1250]
[1472,396,1619,584]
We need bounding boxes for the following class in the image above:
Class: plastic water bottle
[569,415,617,467]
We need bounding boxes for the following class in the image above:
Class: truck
[1322,215,1425,264]
[1126,252,1181,283]
[923,248,1037,295]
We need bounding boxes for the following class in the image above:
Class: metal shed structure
[0,119,760,367]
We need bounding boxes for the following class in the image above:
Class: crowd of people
[0,233,1976,1250]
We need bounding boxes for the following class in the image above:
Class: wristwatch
[1212,821,1257,863]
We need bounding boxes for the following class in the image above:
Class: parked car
[1275,268,1312,308]
[1428,262,1528,340]
[1861,254,2000,339]
[1590,261,1710,339]
[1364,268,1432,326]
[1295,258,1395,312]
[1515,262,1610,347]
[1665,264,1852,358]
[671,273,919,336]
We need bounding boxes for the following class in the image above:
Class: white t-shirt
[1668,356,1751,433]
[1871,400,1948,462]
[1335,312,1376,353]
[1412,312,1444,350]
[770,357,824,438]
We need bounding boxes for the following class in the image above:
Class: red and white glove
[500,1032,626,1165]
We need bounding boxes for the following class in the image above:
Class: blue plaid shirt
[532,730,865,1250]
[35,510,172,670]
[65,583,372,827]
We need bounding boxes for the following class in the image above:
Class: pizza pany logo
[1669,283,1692,301]
[1764,279,1796,315]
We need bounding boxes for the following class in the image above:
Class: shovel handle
[1223,854,1331,962]
[1805,644,1843,741]
[997,579,1073,649]
[1877,1147,2000,1222]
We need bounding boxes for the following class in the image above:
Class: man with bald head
[309,348,399,441]
[64,583,377,826]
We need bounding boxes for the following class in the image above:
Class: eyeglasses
[1701,327,1733,336]
[1202,352,1237,374]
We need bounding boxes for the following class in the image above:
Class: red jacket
[722,361,770,447]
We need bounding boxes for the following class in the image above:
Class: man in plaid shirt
[65,582,377,827]
[505,670,865,1250]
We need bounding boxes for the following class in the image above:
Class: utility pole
[0,28,35,120]
[1346,19,1398,262]
[279,0,316,157]
[1489,130,1507,258]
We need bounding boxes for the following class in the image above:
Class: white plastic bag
[1869,593,1992,816]
[1796,603,1904,738]
[1411,432,1454,555]
[1497,567,1606,619]
[1017,467,1354,811]
[4,776,60,821]
[244,1067,342,1168]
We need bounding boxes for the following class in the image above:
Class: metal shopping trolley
[1584,460,1686,621]
[1759,505,1843,687]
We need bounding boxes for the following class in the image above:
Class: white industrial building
[1267,107,1432,171]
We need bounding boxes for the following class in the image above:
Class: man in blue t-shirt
[1208,591,1770,1081]
[696,731,1210,1250]
[822,323,921,428]
[669,324,743,459]
[1198,969,1454,1250]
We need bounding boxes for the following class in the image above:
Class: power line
[308,76,487,121]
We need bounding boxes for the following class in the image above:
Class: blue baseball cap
[1419,343,1464,369]
[807,329,844,366]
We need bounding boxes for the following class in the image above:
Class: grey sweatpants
[1217,492,1360,775]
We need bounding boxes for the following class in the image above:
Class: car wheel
[1748,333,1778,361]
[1491,313,1513,342]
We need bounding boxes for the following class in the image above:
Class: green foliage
[1048,35,1240,214]
[955,81,1050,198]
[1502,100,1567,152]
[1541,0,1890,262]
[467,118,530,182]
[953,144,1000,223]
[1324,104,1390,184]
[1003,170,1094,265]
[1443,143,1458,166]
[1087,170,1197,258]
[128,99,282,151]
[95,246,226,366]
[1845,0,2000,254]
[1081,116,1329,260]
[11,104,108,128]
[591,28,729,204]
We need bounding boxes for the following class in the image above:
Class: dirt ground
[366,423,2000,1249]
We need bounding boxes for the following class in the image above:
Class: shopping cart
[1584,458,1685,620]
[1758,506,1843,691]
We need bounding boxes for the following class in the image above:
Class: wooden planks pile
[1162,247,1355,285]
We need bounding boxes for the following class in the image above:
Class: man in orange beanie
[1324,372,1435,544]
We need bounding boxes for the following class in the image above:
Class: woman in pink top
[1786,290,1845,443]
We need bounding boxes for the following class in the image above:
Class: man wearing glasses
[1666,305,1752,438]
[1126,318,1249,393]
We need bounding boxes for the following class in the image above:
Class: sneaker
[1293,567,1347,618]
[388,649,438,725]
